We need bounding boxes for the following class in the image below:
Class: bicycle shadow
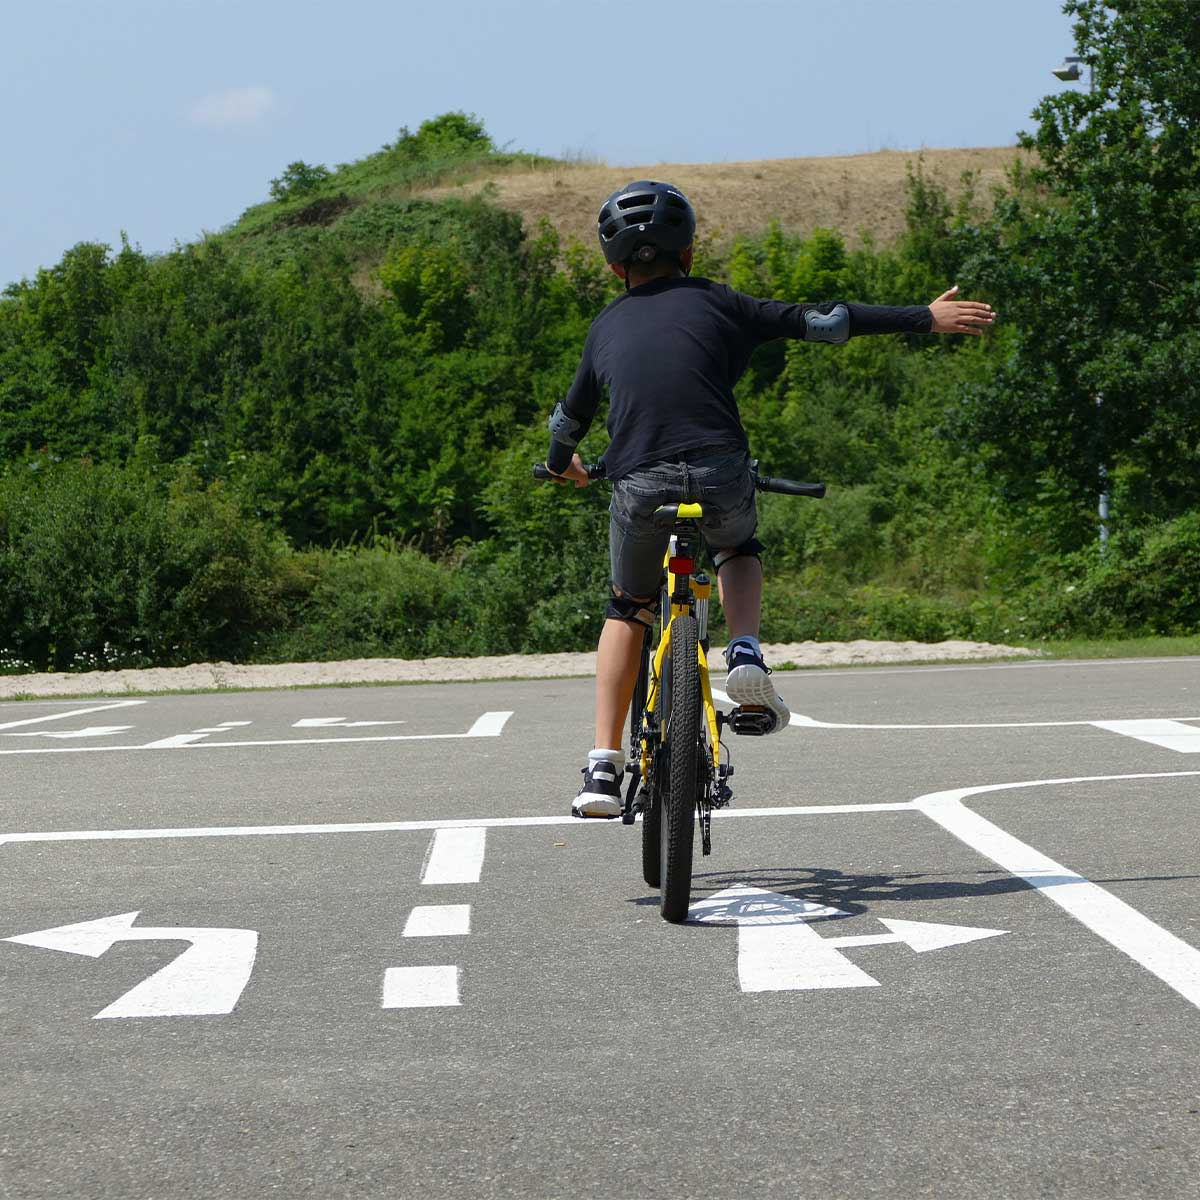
[628,865,1200,923]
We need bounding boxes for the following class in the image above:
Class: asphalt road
[2,657,1199,1198]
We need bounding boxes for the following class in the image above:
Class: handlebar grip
[755,475,826,498]
[532,461,607,482]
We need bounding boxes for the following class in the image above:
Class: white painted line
[466,711,513,737]
[142,733,210,749]
[382,965,460,1008]
[4,726,133,739]
[914,775,1200,1011]
[421,828,487,884]
[0,699,145,733]
[0,801,916,845]
[713,687,1200,732]
[0,714,514,756]
[403,905,471,937]
[1093,719,1200,753]
[770,655,1200,680]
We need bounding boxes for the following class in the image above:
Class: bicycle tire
[660,614,699,923]
[633,635,662,888]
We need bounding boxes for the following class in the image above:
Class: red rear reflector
[668,556,695,575]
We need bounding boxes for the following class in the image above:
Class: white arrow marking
[1092,719,1200,753]
[142,733,210,748]
[0,700,145,732]
[4,725,133,739]
[4,911,258,1018]
[293,717,406,728]
[691,886,1006,992]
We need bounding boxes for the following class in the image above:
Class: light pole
[1051,54,1109,551]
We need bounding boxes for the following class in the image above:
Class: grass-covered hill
[2,78,1198,673]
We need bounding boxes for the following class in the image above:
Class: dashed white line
[466,711,513,737]
[382,965,460,1009]
[142,733,211,749]
[403,905,471,938]
[421,828,487,884]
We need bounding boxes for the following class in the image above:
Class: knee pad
[605,584,660,628]
[711,537,765,573]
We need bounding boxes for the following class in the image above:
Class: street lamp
[1051,55,1084,82]
[1051,54,1108,551]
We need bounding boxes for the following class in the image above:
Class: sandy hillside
[423,146,1026,250]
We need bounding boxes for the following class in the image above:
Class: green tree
[958,0,1200,542]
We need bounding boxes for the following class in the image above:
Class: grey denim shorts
[609,448,757,599]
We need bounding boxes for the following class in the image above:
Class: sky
[1,0,1083,289]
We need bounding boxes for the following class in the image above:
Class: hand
[548,453,590,488]
[928,285,996,336]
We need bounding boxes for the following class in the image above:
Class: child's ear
[680,245,694,273]
[609,262,627,280]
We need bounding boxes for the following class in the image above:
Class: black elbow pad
[804,303,850,344]
[548,401,583,448]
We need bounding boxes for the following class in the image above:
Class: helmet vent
[666,195,689,210]
[601,221,619,240]
[617,193,655,210]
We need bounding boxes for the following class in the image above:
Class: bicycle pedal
[729,705,778,736]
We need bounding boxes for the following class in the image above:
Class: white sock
[725,635,762,662]
[589,747,625,774]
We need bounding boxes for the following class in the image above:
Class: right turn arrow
[691,886,1007,993]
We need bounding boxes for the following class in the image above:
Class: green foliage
[956,0,1200,538]
[5,88,1200,672]
[0,462,281,671]
[269,161,334,202]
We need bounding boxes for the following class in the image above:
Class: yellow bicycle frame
[639,503,722,782]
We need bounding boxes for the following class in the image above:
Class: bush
[1020,513,1200,638]
[0,461,282,670]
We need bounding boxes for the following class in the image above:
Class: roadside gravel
[0,639,1040,700]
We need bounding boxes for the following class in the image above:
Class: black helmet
[596,180,696,266]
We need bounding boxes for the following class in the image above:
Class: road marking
[421,828,487,884]
[914,775,1200,1011]
[466,711,513,737]
[1092,719,1200,753]
[293,718,406,728]
[0,802,911,846]
[691,886,1006,992]
[4,726,133,739]
[5,911,257,1019]
[403,905,471,937]
[714,687,1200,732]
[382,965,460,1008]
[142,733,211,748]
[0,711,516,756]
[0,699,145,732]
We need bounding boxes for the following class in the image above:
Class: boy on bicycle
[545,180,994,817]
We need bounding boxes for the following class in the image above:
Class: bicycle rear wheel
[660,614,699,923]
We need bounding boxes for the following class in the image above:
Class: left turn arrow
[5,911,258,1018]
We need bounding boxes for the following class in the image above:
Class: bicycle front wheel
[660,614,700,923]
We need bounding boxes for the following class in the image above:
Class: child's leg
[594,616,646,753]
[715,554,762,641]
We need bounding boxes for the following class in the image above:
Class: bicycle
[533,460,824,923]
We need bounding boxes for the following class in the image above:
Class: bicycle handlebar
[532,460,824,497]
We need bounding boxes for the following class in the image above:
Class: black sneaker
[571,761,623,818]
[724,644,790,732]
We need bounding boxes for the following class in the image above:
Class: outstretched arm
[928,285,995,336]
